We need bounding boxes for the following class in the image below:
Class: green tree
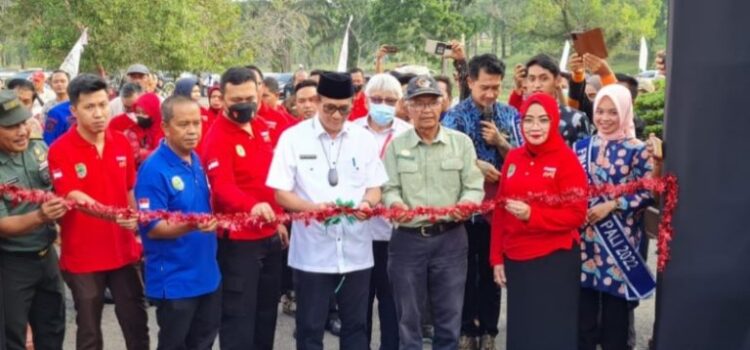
[513,0,662,55]
[2,0,248,73]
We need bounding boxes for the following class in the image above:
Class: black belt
[398,221,462,237]
[2,246,52,259]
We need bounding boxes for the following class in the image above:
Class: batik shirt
[574,136,654,299]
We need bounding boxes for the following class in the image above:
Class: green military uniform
[0,90,65,350]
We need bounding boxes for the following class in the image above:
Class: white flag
[639,36,649,73]
[560,40,571,72]
[336,16,354,72]
[59,28,89,77]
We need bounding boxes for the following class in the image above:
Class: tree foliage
[1,0,248,73]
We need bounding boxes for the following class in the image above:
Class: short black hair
[468,54,506,80]
[245,65,264,81]
[525,54,560,77]
[263,77,280,93]
[120,82,142,98]
[348,67,364,76]
[309,69,324,77]
[294,79,318,93]
[51,69,71,81]
[615,73,639,100]
[68,74,108,106]
[434,75,453,99]
[161,95,199,123]
[8,79,34,92]
[221,67,257,93]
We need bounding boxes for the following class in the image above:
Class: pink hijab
[593,84,636,141]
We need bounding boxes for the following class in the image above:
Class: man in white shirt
[353,73,411,350]
[267,71,388,350]
[109,64,151,117]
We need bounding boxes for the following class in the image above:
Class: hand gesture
[196,218,218,232]
[443,40,466,62]
[39,197,67,222]
[569,53,584,74]
[587,200,617,224]
[476,159,501,183]
[251,202,276,222]
[493,264,507,287]
[390,202,411,223]
[505,199,531,221]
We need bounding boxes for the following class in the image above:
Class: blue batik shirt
[442,97,523,169]
[135,141,221,300]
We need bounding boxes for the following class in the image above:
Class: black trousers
[63,263,149,350]
[579,288,630,350]
[366,241,399,350]
[1,249,66,350]
[218,235,283,350]
[153,288,221,350]
[281,225,294,293]
[294,268,371,350]
[505,247,580,350]
[461,218,501,337]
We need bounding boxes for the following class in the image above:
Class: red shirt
[489,145,587,266]
[508,90,524,111]
[348,92,368,121]
[48,128,142,273]
[108,114,158,166]
[201,116,281,240]
[256,103,292,147]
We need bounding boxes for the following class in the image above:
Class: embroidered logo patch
[52,170,63,180]
[235,145,246,157]
[74,163,87,179]
[507,164,516,178]
[171,176,185,191]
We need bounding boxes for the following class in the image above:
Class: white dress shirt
[353,116,412,241]
[267,117,388,273]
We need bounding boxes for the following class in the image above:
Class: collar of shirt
[353,116,411,135]
[69,127,116,149]
[156,141,200,169]
[403,125,449,148]
[312,116,352,140]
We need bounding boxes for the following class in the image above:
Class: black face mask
[353,84,363,93]
[227,102,257,124]
[136,116,153,129]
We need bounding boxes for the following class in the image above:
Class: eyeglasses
[407,100,442,111]
[322,103,352,116]
[369,96,399,106]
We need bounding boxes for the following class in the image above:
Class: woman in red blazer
[490,93,588,350]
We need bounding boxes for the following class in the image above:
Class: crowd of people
[0,39,666,350]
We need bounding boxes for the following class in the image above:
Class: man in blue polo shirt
[135,95,221,349]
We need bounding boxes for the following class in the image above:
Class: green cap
[0,90,31,127]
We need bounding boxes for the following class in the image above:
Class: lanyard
[379,131,394,159]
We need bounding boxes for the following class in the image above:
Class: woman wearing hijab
[174,77,216,149]
[207,85,223,119]
[490,93,588,350]
[573,84,655,350]
[110,92,163,166]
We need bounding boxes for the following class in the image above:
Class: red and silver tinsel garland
[0,174,678,271]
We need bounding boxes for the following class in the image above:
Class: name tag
[300,154,317,160]
[3,177,19,185]
[396,154,415,160]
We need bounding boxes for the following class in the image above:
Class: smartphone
[425,39,453,56]
[383,45,399,54]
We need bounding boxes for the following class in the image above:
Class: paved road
[62,241,658,349]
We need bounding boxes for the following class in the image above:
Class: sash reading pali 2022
[577,138,656,300]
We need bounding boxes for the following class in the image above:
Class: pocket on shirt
[439,158,464,188]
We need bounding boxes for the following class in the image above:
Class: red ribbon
[0,175,678,271]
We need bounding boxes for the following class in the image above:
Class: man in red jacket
[201,67,289,349]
